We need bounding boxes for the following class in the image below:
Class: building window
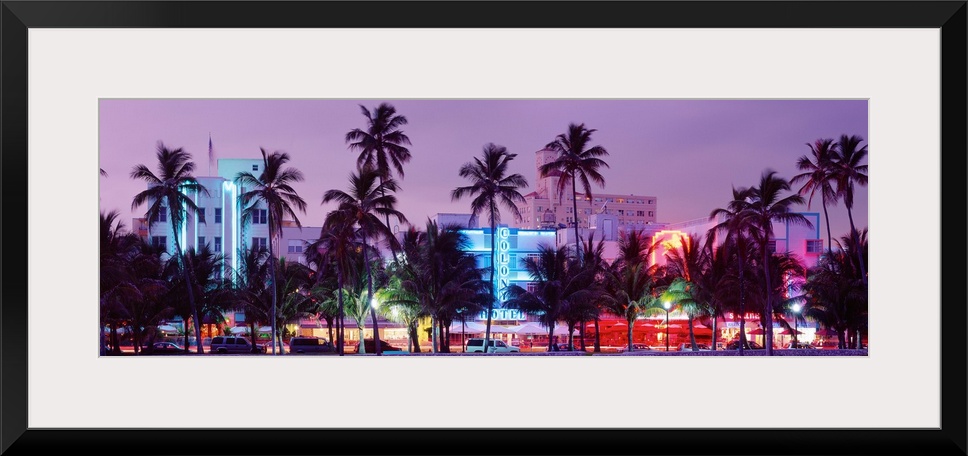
[150,209,167,223]
[252,164,259,171]
[637,210,645,216]
[198,236,206,247]
[806,239,823,254]
[253,209,268,224]
[648,199,653,204]
[767,240,777,253]
[151,236,167,248]
[288,240,304,254]
[526,282,537,293]
[214,208,222,224]
[648,211,654,217]
[197,207,206,223]
[254,237,268,249]
[618,209,624,215]
[214,237,222,251]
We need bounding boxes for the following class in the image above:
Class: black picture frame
[2,1,965,455]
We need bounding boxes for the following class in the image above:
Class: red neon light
[650,230,689,265]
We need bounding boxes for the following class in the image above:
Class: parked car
[785,341,814,349]
[677,343,711,351]
[142,341,185,354]
[625,343,651,351]
[465,338,520,353]
[288,336,334,354]
[556,342,580,351]
[356,339,405,354]
[726,340,764,350]
[209,336,261,354]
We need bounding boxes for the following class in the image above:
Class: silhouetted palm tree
[234,245,271,352]
[235,148,307,354]
[504,245,591,351]
[791,138,838,255]
[710,187,758,355]
[130,142,209,353]
[346,103,412,230]
[803,236,866,349]
[451,143,527,351]
[541,123,610,262]
[324,166,407,356]
[664,235,712,351]
[573,233,608,351]
[309,221,363,355]
[736,170,812,355]
[833,134,869,286]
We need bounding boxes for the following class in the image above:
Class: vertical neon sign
[497,227,511,297]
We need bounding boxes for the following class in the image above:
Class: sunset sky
[99,99,868,239]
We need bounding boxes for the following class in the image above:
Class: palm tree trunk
[547,325,555,353]
[738,248,747,355]
[688,317,697,351]
[265,210,280,355]
[762,244,774,356]
[357,325,365,353]
[483,209,496,353]
[361,233,382,356]
[821,196,833,257]
[627,323,634,353]
[171,220,204,355]
[571,175,581,263]
[567,324,575,351]
[337,270,345,356]
[249,321,258,353]
[410,321,421,353]
[593,316,601,353]
[579,319,586,351]
[431,316,438,353]
[712,315,718,351]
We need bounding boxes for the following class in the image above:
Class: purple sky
[99,99,868,238]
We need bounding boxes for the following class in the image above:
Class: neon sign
[476,308,526,321]
[497,227,511,294]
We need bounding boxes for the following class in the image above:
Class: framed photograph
[2,1,964,455]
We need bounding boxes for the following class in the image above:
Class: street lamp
[792,303,801,348]
[663,301,671,352]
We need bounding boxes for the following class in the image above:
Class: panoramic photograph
[98,99,868,357]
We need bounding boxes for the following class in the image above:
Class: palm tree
[604,261,658,352]
[803,241,866,349]
[504,245,592,350]
[833,134,869,286]
[709,187,759,355]
[345,103,412,231]
[541,123,610,262]
[187,244,235,343]
[573,233,608,351]
[234,245,272,353]
[664,235,712,351]
[323,166,407,356]
[272,257,316,350]
[451,143,528,351]
[308,222,363,356]
[130,142,210,353]
[791,138,839,255]
[235,148,307,354]
[736,170,812,355]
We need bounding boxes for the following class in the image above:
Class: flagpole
[208,133,213,176]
